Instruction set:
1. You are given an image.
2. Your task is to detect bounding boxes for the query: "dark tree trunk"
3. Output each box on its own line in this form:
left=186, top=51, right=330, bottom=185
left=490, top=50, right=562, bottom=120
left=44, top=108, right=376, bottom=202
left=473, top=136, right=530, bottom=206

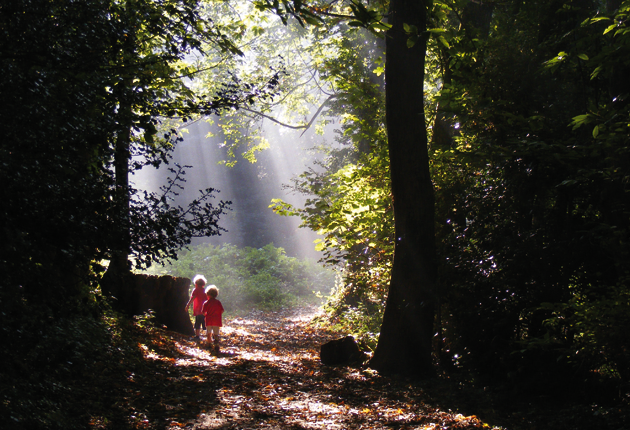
left=368, top=0, right=436, bottom=376
left=110, top=21, right=135, bottom=274
left=111, top=104, right=132, bottom=273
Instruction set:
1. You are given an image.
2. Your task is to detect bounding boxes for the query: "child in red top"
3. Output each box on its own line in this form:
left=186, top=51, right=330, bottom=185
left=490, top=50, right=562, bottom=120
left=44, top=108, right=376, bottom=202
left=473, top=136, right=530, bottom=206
left=184, top=274, right=208, bottom=340
left=202, top=285, right=224, bottom=355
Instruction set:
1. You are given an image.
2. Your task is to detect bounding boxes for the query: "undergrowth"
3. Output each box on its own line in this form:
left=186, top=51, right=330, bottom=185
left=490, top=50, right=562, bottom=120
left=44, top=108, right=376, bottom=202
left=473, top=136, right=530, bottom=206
left=0, top=297, right=151, bottom=430
left=141, top=242, right=336, bottom=311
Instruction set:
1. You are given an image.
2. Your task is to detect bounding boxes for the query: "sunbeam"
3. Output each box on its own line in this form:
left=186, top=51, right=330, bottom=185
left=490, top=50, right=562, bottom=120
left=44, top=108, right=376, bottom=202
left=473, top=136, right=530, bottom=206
left=134, top=113, right=333, bottom=260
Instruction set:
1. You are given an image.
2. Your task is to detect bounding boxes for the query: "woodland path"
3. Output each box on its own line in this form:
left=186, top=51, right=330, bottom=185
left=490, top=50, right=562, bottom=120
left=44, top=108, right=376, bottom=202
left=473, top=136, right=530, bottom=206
left=118, top=307, right=508, bottom=430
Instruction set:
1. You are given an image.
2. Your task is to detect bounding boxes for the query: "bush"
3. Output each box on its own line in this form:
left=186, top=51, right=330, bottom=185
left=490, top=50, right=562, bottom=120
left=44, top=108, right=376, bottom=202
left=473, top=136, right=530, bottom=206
left=141, top=243, right=336, bottom=311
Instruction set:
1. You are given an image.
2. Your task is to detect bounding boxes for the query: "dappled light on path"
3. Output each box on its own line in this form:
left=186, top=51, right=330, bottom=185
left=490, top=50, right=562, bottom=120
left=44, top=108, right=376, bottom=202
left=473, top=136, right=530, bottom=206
left=122, top=307, right=499, bottom=430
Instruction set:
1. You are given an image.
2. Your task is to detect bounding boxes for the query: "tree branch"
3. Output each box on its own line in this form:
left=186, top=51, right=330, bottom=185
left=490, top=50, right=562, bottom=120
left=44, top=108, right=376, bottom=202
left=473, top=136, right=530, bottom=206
left=239, top=93, right=338, bottom=135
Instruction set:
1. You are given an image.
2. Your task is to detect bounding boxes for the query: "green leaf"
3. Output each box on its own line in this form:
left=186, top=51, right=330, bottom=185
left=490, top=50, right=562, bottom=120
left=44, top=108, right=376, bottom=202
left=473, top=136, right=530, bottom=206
left=603, top=24, right=616, bottom=35
left=591, top=65, right=603, bottom=79
left=589, top=16, right=610, bottom=23
left=370, top=21, right=392, bottom=31
left=303, top=16, right=322, bottom=26
left=403, top=23, right=418, bottom=34
left=570, top=114, right=591, bottom=128
left=558, top=179, right=578, bottom=187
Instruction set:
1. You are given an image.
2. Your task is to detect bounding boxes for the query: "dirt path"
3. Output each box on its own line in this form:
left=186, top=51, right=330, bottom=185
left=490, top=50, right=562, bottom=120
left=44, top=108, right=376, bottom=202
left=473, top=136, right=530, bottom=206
left=122, top=308, right=500, bottom=430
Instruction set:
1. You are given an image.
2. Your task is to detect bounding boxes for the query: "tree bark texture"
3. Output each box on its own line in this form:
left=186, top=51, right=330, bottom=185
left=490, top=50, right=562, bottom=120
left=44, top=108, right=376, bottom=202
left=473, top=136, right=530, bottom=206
left=368, top=0, right=437, bottom=376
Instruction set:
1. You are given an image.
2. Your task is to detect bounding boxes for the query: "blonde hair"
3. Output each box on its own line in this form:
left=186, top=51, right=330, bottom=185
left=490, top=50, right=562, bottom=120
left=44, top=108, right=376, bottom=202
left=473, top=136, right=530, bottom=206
left=205, top=285, right=219, bottom=298
left=192, top=274, right=207, bottom=287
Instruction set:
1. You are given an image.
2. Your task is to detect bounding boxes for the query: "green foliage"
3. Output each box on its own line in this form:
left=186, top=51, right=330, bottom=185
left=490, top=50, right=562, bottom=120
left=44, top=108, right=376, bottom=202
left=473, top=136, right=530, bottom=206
left=267, top=25, right=392, bottom=337
left=317, top=287, right=383, bottom=350
left=143, top=243, right=335, bottom=310
left=0, top=0, right=287, bottom=315
left=187, top=2, right=315, bottom=165
left=0, top=293, right=145, bottom=429
left=535, top=277, right=630, bottom=378
left=129, top=163, right=232, bottom=269
left=4, top=0, right=628, bottom=406
left=183, top=1, right=393, bottom=337
left=133, top=310, right=159, bottom=332
left=1, top=0, right=119, bottom=307
left=426, top=0, right=630, bottom=387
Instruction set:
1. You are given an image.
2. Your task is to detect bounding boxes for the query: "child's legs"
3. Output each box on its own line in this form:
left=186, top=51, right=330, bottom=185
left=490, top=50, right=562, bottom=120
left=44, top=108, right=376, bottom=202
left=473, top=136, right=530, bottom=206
left=194, top=315, right=205, bottom=336
left=207, top=326, right=220, bottom=343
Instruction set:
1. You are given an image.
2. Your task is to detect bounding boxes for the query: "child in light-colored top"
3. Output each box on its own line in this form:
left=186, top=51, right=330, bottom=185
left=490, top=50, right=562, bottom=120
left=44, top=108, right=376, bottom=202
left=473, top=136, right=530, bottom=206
left=184, top=274, right=208, bottom=340
left=202, top=285, right=224, bottom=355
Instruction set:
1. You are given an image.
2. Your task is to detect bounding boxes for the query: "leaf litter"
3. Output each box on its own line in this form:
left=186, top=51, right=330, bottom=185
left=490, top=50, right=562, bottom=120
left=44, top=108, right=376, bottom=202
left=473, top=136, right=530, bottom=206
left=82, top=306, right=507, bottom=430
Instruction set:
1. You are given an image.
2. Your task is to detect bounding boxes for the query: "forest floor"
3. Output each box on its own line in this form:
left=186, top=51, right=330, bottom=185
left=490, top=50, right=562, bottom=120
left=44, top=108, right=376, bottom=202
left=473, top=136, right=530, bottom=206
left=84, top=307, right=626, bottom=430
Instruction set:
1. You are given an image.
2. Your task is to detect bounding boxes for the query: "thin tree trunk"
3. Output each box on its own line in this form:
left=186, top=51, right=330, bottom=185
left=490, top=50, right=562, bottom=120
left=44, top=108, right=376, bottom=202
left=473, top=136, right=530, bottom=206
left=111, top=21, right=135, bottom=274
left=112, top=101, right=132, bottom=272
left=368, top=0, right=436, bottom=376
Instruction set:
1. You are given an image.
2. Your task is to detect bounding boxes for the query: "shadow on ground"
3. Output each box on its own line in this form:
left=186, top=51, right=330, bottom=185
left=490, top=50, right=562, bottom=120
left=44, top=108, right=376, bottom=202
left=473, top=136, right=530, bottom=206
left=94, top=308, right=627, bottom=430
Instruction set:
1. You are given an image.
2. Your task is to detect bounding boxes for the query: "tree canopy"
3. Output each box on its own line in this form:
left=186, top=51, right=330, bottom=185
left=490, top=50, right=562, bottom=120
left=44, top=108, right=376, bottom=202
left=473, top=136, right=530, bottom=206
left=1, top=0, right=284, bottom=298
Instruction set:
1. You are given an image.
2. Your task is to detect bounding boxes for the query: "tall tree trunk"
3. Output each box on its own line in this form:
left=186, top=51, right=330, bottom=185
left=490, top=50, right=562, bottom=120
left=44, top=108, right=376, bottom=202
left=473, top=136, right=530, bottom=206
left=110, top=22, right=135, bottom=275
left=112, top=101, right=132, bottom=273
left=368, top=0, right=436, bottom=376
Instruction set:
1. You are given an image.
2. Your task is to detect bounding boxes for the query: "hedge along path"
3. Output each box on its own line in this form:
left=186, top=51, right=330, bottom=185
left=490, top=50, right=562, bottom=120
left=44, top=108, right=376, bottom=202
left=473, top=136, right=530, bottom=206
left=126, top=307, right=501, bottom=430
